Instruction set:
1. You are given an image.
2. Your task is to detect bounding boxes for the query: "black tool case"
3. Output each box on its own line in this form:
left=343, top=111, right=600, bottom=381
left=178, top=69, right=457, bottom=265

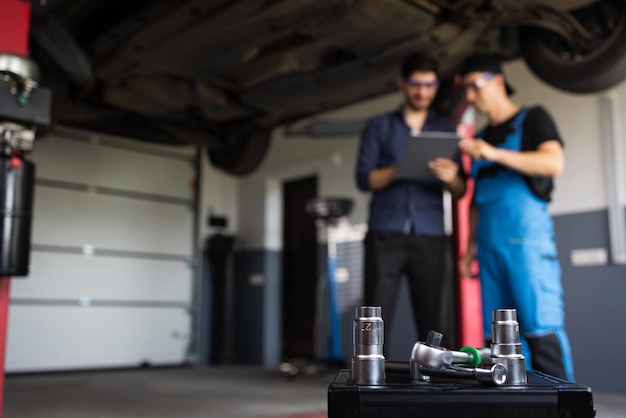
left=328, top=369, right=594, bottom=418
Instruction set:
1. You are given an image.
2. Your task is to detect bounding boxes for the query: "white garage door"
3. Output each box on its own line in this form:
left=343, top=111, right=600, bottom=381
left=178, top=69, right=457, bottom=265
left=6, top=127, right=197, bottom=372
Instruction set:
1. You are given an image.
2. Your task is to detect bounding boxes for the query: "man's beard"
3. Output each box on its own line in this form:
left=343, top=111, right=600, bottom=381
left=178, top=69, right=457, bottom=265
left=405, top=95, right=430, bottom=111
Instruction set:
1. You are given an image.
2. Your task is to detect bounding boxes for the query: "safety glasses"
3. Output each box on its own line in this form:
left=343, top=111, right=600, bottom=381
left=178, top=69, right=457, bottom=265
left=463, top=72, right=497, bottom=91
left=403, top=78, right=440, bottom=88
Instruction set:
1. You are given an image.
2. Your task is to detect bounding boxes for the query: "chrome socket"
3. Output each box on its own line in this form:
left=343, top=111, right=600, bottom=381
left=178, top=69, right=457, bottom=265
left=490, top=309, right=527, bottom=385
left=351, top=306, right=385, bottom=385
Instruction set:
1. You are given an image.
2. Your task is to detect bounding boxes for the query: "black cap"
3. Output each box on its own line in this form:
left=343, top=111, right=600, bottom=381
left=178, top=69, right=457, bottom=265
left=461, top=55, right=515, bottom=96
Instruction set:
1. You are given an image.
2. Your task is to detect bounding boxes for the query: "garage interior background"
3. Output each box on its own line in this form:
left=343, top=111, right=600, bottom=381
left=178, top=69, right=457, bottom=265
left=6, top=58, right=626, bottom=395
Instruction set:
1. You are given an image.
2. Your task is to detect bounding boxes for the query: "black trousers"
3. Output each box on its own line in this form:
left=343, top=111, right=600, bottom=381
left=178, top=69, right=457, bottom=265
left=363, top=232, right=457, bottom=349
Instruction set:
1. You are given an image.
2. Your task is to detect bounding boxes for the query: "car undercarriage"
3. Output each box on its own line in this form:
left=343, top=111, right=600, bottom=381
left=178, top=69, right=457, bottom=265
left=15, top=0, right=626, bottom=174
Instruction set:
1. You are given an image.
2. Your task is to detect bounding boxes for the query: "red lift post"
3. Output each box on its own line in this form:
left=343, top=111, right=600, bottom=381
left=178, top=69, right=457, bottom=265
left=455, top=120, right=484, bottom=348
left=0, top=0, right=34, bottom=415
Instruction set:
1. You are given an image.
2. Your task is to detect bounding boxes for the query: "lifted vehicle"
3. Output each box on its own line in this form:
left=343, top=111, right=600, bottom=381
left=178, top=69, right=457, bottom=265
left=22, top=0, right=626, bottom=175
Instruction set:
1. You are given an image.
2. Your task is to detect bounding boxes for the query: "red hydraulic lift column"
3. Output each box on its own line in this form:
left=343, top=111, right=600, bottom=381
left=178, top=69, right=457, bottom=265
left=455, top=114, right=484, bottom=348
left=0, top=0, right=30, bottom=55
left=0, top=277, right=8, bottom=417
left=0, top=0, right=32, bottom=416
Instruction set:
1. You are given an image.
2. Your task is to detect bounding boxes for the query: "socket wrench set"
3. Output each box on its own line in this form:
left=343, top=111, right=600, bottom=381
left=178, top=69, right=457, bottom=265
left=328, top=306, right=595, bottom=417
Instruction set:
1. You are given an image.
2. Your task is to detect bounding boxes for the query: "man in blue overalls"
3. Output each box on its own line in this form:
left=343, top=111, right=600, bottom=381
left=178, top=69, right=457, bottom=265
left=458, top=55, right=575, bottom=382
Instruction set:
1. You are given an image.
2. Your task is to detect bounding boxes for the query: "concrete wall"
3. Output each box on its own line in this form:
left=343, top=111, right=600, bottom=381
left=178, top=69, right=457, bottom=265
left=199, top=156, right=240, bottom=240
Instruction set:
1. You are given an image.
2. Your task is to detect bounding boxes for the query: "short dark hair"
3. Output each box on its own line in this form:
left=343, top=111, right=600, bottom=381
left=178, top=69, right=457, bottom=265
left=460, top=54, right=504, bottom=76
left=460, top=54, right=515, bottom=96
left=401, top=53, right=439, bottom=79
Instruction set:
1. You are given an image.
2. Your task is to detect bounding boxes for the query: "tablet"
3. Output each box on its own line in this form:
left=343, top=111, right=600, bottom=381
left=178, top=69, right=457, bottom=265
left=396, top=132, right=460, bottom=180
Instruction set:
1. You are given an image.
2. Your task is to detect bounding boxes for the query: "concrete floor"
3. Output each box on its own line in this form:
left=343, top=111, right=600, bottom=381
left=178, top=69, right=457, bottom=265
left=4, top=366, right=332, bottom=418
left=4, top=365, right=626, bottom=418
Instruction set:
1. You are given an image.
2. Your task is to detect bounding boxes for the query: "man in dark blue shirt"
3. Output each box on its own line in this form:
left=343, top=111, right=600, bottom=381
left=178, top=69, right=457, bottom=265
left=355, top=53, right=466, bottom=350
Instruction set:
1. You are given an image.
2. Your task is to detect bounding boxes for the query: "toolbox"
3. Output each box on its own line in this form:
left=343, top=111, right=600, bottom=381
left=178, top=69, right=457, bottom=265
left=328, top=368, right=595, bottom=418
left=331, top=306, right=595, bottom=418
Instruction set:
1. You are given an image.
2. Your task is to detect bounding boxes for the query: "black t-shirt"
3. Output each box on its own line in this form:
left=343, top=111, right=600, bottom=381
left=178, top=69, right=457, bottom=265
left=479, top=106, right=562, bottom=202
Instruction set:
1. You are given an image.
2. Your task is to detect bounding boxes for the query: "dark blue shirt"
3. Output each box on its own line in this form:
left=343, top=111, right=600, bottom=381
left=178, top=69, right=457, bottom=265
left=355, top=108, right=459, bottom=236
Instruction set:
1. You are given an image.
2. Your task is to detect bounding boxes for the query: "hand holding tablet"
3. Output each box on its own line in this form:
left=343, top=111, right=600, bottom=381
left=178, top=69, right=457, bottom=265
left=395, top=132, right=460, bottom=180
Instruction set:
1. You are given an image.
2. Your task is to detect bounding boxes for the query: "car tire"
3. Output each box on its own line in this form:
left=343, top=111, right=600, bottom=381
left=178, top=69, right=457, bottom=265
left=521, top=0, right=626, bottom=94
left=207, top=129, right=271, bottom=176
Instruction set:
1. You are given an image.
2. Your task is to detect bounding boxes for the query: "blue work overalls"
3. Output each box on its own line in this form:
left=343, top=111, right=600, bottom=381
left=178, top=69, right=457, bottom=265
left=473, top=107, right=575, bottom=381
